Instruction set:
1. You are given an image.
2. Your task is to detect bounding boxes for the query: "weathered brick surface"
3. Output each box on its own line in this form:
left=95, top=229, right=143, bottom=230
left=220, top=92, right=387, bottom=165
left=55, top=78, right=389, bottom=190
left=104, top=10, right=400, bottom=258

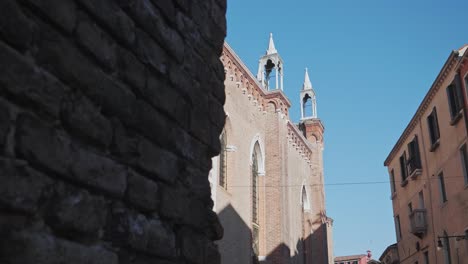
left=0, top=0, right=226, bottom=262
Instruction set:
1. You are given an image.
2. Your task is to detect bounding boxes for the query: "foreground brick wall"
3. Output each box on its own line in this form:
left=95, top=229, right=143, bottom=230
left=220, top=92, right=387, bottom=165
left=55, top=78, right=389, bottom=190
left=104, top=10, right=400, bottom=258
left=0, top=0, right=226, bottom=263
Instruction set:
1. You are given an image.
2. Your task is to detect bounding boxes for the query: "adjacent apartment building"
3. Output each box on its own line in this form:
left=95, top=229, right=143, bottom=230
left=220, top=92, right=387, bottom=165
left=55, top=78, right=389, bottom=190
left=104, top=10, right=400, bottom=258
left=384, top=45, right=468, bottom=264
left=209, top=35, right=334, bottom=264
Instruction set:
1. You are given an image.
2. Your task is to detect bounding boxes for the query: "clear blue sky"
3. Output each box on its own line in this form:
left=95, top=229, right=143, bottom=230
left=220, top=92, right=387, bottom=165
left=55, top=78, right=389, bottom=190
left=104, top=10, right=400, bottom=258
left=226, top=0, right=467, bottom=259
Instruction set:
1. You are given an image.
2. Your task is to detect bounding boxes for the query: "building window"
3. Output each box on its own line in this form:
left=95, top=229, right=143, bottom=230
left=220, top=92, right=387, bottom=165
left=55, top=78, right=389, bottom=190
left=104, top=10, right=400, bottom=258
left=301, top=185, right=310, bottom=211
left=442, top=231, right=452, bottom=264
left=251, top=145, right=260, bottom=259
left=390, top=169, right=396, bottom=194
left=465, top=74, right=468, bottom=101
left=400, top=152, right=408, bottom=185
left=438, top=172, right=447, bottom=203
left=423, top=251, right=429, bottom=264
left=427, top=107, right=440, bottom=150
left=408, top=202, right=413, bottom=214
left=460, top=144, right=468, bottom=186
left=395, top=215, right=402, bottom=240
left=252, top=150, right=259, bottom=223
left=218, top=131, right=227, bottom=189
left=407, top=136, right=422, bottom=175
left=446, top=77, right=463, bottom=122
left=353, top=261, right=358, bottom=264
left=418, top=191, right=425, bottom=209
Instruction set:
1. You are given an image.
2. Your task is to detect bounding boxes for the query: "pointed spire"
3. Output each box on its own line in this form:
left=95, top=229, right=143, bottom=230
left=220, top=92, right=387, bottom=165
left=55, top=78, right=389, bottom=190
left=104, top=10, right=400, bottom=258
left=266, top=33, right=277, bottom=55
left=303, top=68, right=313, bottom=90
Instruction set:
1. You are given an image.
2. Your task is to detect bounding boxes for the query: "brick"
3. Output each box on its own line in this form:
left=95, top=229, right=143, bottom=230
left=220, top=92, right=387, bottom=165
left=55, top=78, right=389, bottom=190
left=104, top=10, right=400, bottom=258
left=144, top=74, right=192, bottom=129
left=16, top=113, right=127, bottom=197
left=47, top=183, right=107, bottom=236
left=121, top=0, right=184, bottom=62
left=112, top=121, right=181, bottom=184
left=111, top=119, right=139, bottom=158
left=0, top=41, right=69, bottom=118
left=61, top=92, right=112, bottom=148
left=0, top=212, right=29, bottom=235
left=116, top=47, right=147, bottom=92
left=159, top=184, right=189, bottom=224
left=32, top=24, right=136, bottom=121
left=209, top=94, right=226, bottom=132
left=0, top=158, right=53, bottom=213
left=106, top=206, right=176, bottom=258
left=76, top=0, right=135, bottom=46
left=25, top=0, right=77, bottom=33
left=135, top=138, right=179, bottom=183
left=76, top=11, right=117, bottom=70
left=0, top=101, right=10, bottom=151
left=0, top=0, right=36, bottom=51
left=0, top=231, right=118, bottom=264
left=174, top=0, right=190, bottom=14
left=127, top=170, right=159, bottom=212
left=150, top=0, right=176, bottom=24
left=134, top=28, right=168, bottom=75
left=179, top=228, right=220, bottom=264
left=128, top=215, right=176, bottom=258
left=118, top=249, right=178, bottom=264
left=160, top=184, right=209, bottom=230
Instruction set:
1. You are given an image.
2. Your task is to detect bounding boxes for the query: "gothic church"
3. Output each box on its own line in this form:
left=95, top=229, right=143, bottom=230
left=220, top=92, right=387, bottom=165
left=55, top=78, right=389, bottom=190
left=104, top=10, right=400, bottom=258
left=209, top=34, right=334, bottom=264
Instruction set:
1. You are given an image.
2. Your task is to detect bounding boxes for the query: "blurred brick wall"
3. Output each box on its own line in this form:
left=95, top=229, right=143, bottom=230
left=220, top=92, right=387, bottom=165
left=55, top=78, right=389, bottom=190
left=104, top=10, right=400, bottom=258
left=0, top=0, right=226, bottom=263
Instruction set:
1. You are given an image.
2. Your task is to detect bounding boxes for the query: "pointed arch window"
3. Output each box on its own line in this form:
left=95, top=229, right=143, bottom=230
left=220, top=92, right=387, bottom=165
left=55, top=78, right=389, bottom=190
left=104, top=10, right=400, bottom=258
left=301, top=186, right=310, bottom=211
left=218, top=131, right=227, bottom=189
left=252, top=150, right=259, bottom=223
left=251, top=143, right=261, bottom=258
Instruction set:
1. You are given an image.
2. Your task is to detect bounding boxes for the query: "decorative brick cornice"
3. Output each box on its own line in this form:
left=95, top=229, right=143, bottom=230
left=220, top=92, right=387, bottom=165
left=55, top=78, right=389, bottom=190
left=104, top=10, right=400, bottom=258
left=222, top=42, right=316, bottom=165
left=222, top=42, right=290, bottom=116
left=384, top=50, right=463, bottom=166
left=287, top=121, right=315, bottom=163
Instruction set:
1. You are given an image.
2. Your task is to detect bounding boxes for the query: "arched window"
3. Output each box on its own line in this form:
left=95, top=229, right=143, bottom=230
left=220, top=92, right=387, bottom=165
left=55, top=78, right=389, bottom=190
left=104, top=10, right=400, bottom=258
left=301, top=186, right=310, bottom=211
left=218, top=131, right=227, bottom=189
left=252, top=142, right=261, bottom=258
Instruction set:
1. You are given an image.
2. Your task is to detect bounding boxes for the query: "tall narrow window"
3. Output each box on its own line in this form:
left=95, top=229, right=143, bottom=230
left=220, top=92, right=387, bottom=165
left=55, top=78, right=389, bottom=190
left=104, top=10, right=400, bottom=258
left=460, top=144, right=468, bottom=186
left=464, top=75, right=468, bottom=101
left=438, top=172, right=447, bottom=203
left=407, top=136, right=422, bottom=175
left=301, top=186, right=310, bottom=211
left=251, top=148, right=259, bottom=258
left=395, top=215, right=402, bottom=240
left=390, top=169, right=396, bottom=194
left=442, top=231, right=452, bottom=264
left=446, top=78, right=463, bottom=121
left=427, top=107, right=440, bottom=150
left=418, top=191, right=425, bottom=209
left=252, top=151, right=259, bottom=223
left=423, top=251, right=429, bottom=264
left=218, top=131, right=227, bottom=189
left=408, top=202, right=413, bottom=214
left=400, top=152, right=408, bottom=185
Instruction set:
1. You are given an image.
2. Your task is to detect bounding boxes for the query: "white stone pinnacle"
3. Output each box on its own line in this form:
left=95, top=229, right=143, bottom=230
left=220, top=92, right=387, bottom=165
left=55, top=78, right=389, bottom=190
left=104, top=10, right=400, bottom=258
left=303, top=67, right=313, bottom=90
left=266, top=33, right=277, bottom=55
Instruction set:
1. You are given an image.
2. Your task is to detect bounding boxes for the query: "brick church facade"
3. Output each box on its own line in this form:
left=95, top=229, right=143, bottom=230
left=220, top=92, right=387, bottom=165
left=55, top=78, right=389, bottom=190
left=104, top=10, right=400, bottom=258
left=209, top=35, right=334, bottom=264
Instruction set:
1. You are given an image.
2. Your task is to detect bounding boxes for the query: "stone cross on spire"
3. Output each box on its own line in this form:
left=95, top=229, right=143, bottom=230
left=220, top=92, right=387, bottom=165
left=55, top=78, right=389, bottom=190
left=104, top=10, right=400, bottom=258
left=303, top=67, right=313, bottom=90
left=266, top=33, right=277, bottom=55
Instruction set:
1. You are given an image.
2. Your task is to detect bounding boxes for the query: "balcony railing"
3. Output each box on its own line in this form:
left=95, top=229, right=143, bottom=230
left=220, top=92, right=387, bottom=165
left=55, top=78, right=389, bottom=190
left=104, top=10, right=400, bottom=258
left=407, top=158, right=422, bottom=178
left=410, top=209, right=427, bottom=237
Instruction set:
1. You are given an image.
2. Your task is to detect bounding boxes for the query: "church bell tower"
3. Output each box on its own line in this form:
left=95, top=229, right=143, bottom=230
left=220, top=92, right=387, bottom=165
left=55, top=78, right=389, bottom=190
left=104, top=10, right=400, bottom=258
left=299, top=68, right=324, bottom=144
left=257, top=33, right=284, bottom=91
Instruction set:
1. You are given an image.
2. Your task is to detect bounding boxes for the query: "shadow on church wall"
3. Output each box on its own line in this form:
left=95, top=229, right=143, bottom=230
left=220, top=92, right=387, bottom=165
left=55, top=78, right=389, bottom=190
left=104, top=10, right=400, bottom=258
left=216, top=204, right=330, bottom=264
